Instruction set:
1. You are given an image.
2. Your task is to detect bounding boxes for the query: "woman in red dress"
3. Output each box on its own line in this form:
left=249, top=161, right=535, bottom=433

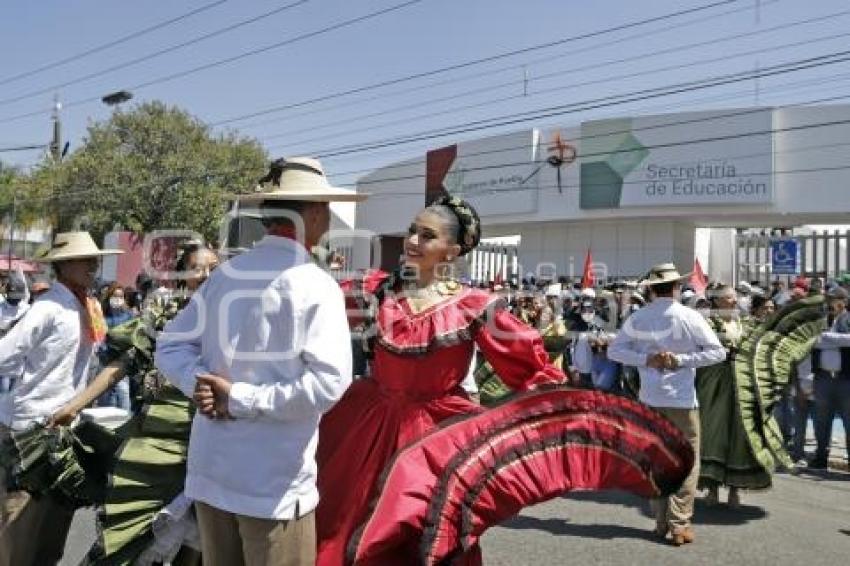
left=316, top=195, right=694, bottom=565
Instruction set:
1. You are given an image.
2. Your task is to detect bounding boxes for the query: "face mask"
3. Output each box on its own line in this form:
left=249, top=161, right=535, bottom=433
left=698, top=308, right=711, bottom=318
left=581, top=312, right=595, bottom=323
left=109, top=297, right=125, bottom=310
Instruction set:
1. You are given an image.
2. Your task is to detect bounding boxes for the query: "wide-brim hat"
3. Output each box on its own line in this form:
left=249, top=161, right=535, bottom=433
left=34, top=232, right=123, bottom=263
left=640, top=262, right=691, bottom=287
left=227, top=157, right=367, bottom=203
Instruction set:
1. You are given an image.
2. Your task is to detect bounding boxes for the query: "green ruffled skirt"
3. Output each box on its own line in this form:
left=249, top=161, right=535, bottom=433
left=697, top=362, right=771, bottom=489
left=87, top=384, right=194, bottom=565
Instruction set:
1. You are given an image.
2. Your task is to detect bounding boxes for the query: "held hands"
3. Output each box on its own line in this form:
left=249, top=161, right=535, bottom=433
left=47, top=405, right=79, bottom=428
left=194, top=373, right=233, bottom=420
left=646, top=352, right=680, bottom=371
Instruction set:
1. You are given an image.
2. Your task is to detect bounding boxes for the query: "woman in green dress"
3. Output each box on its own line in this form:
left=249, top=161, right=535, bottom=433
left=696, top=284, right=769, bottom=508
left=50, top=242, right=218, bottom=565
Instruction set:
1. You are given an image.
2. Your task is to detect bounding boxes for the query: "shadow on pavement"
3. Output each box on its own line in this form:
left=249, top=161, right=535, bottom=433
left=501, top=516, right=656, bottom=542
left=692, top=501, right=768, bottom=525
left=791, top=468, right=850, bottom=482
left=562, top=490, right=646, bottom=512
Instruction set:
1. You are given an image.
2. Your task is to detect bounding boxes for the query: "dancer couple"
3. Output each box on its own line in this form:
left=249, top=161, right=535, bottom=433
left=155, top=157, right=694, bottom=565
left=1, top=158, right=694, bottom=566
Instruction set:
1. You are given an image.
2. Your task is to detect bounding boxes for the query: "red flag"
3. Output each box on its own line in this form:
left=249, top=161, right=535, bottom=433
left=492, top=272, right=504, bottom=288
left=581, top=249, right=595, bottom=289
left=690, top=258, right=708, bottom=295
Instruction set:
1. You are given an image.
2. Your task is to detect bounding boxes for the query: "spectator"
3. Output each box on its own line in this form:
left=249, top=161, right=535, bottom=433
left=749, top=295, right=775, bottom=322
left=808, top=287, right=850, bottom=469
left=102, top=283, right=135, bottom=328
left=0, top=270, right=30, bottom=338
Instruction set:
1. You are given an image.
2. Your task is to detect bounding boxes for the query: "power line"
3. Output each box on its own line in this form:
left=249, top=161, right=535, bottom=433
left=0, top=1, right=310, bottom=108
left=0, top=0, right=425, bottom=125
left=9, top=91, right=850, bottom=209
left=232, top=0, right=776, bottom=134
left=269, top=28, right=850, bottom=149
left=303, top=49, right=850, bottom=158
left=0, top=144, right=46, bottom=153
left=0, top=0, right=424, bottom=124
left=317, top=71, right=850, bottom=177
left=0, top=0, right=229, bottom=88
left=209, top=0, right=738, bottom=127
left=345, top=113, right=850, bottom=192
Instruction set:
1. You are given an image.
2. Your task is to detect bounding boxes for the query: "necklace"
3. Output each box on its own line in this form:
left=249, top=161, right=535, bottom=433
left=404, top=278, right=461, bottom=313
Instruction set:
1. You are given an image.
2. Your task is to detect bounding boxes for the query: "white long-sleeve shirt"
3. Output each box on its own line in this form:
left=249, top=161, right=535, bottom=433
left=814, top=311, right=850, bottom=372
left=608, top=297, right=725, bottom=409
left=155, top=235, right=352, bottom=520
left=0, top=282, right=92, bottom=429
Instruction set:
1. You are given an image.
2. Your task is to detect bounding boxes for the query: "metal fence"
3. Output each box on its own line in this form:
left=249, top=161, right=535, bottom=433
left=467, top=243, right=519, bottom=284
left=736, top=230, right=850, bottom=286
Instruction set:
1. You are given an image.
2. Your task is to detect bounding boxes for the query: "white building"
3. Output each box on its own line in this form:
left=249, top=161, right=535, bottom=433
left=350, top=104, right=850, bottom=285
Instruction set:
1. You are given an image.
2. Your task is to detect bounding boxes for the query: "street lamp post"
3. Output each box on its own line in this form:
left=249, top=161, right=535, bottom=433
left=101, top=90, right=133, bottom=107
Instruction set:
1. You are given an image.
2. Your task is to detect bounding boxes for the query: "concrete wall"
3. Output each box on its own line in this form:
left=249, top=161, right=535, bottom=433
left=497, top=220, right=695, bottom=280
left=350, top=104, right=850, bottom=276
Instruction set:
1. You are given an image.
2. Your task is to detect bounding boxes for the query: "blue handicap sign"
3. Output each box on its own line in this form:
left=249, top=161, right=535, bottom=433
left=771, top=239, right=799, bottom=275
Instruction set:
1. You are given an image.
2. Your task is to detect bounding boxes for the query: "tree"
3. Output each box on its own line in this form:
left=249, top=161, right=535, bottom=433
left=36, top=101, right=267, bottom=243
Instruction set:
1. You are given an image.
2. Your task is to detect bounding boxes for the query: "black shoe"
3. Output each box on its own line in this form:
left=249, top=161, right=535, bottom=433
left=807, top=457, right=828, bottom=469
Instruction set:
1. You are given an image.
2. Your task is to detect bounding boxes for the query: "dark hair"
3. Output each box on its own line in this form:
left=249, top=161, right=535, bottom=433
left=101, top=282, right=125, bottom=315
left=174, top=241, right=216, bottom=287
left=259, top=199, right=307, bottom=228
left=425, top=195, right=481, bottom=256
left=750, top=294, right=773, bottom=313
left=174, top=241, right=204, bottom=273
left=651, top=281, right=679, bottom=297
left=124, top=286, right=140, bottom=309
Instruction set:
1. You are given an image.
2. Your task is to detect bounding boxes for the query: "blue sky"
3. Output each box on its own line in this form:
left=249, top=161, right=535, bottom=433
left=2, top=0, right=850, bottom=186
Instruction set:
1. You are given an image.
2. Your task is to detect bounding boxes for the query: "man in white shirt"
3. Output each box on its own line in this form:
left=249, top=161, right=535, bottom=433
left=809, top=286, right=850, bottom=469
left=156, top=157, right=363, bottom=566
left=608, top=263, right=725, bottom=547
left=0, top=232, right=121, bottom=566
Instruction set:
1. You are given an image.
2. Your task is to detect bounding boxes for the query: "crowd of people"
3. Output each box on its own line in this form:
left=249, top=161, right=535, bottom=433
left=0, top=156, right=841, bottom=565
left=468, top=270, right=849, bottom=476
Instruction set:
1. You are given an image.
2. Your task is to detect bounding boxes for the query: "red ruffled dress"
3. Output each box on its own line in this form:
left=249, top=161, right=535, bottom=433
left=317, top=272, right=693, bottom=566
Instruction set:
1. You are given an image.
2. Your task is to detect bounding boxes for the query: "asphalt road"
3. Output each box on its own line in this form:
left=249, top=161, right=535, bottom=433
left=481, top=470, right=850, bottom=565
left=62, top=469, right=849, bottom=565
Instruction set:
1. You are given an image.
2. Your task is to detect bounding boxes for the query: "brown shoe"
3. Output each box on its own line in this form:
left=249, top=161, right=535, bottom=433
left=671, top=527, right=695, bottom=546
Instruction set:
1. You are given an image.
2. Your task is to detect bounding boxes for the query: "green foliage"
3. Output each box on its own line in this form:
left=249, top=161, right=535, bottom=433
left=31, top=101, right=267, bottom=243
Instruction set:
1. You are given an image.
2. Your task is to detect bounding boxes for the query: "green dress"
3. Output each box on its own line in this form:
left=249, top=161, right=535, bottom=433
left=0, top=294, right=197, bottom=565
left=697, top=316, right=771, bottom=489
left=475, top=319, right=568, bottom=406
left=87, top=294, right=197, bottom=565
left=696, top=297, right=827, bottom=490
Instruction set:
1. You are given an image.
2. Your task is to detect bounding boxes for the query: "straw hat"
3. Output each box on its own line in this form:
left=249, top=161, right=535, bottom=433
left=639, top=262, right=691, bottom=287
left=228, top=157, right=367, bottom=203
left=34, top=232, right=123, bottom=263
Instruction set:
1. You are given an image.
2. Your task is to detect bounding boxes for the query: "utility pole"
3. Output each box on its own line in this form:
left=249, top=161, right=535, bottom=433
left=49, top=94, right=62, bottom=161
left=6, top=190, right=16, bottom=272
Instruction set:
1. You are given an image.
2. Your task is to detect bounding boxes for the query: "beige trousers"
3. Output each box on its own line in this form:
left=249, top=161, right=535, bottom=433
left=0, top=426, right=75, bottom=566
left=651, top=407, right=700, bottom=532
left=195, top=501, right=316, bottom=566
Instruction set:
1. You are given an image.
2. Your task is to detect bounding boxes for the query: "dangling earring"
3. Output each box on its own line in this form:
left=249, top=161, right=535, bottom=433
left=435, top=260, right=455, bottom=281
